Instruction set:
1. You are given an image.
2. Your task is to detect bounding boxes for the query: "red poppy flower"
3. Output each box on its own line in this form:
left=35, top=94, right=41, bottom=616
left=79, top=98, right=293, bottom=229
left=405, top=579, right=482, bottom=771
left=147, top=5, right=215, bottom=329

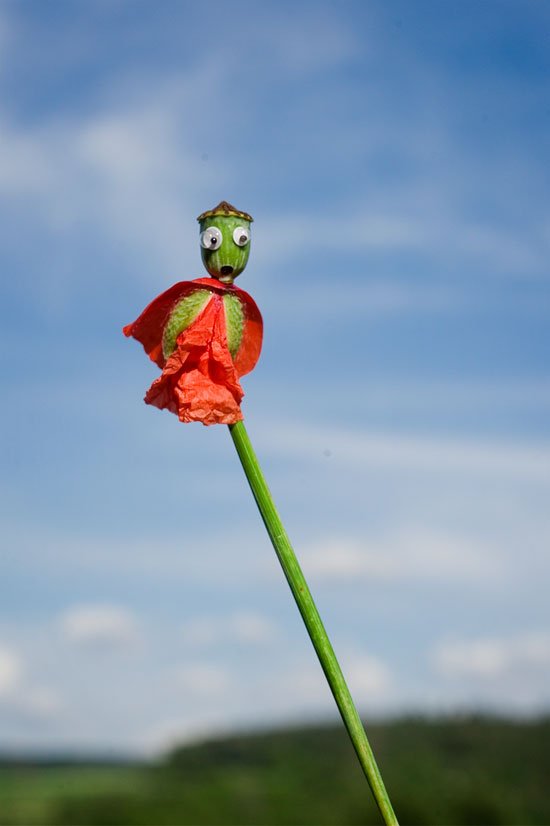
left=123, top=277, right=263, bottom=426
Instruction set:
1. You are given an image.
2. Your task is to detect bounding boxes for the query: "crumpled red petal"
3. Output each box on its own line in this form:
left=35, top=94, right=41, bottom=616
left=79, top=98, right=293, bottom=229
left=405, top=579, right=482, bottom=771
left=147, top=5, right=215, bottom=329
left=122, top=281, right=204, bottom=369
left=144, top=294, right=244, bottom=425
left=123, top=278, right=263, bottom=426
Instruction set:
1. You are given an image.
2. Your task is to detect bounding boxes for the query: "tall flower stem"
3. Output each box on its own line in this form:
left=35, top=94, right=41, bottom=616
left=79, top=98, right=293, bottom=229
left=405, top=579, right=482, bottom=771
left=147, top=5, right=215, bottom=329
left=228, top=420, right=398, bottom=826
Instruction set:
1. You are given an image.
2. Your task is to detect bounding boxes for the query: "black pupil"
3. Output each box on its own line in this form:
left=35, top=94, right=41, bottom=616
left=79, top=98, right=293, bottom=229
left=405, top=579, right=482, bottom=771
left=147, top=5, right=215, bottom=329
left=239, top=235, right=247, bottom=244
left=210, top=236, right=217, bottom=246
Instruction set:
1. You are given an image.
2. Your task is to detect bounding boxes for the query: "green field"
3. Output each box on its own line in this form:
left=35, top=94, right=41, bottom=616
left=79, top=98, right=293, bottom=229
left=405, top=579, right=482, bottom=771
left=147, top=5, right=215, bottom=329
left=0, top=716, right=548, bottom=825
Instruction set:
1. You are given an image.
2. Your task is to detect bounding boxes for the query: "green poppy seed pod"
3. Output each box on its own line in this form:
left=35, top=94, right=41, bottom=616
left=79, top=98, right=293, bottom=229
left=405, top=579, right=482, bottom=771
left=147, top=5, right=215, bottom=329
left=197, top=200, right=253, bottom=283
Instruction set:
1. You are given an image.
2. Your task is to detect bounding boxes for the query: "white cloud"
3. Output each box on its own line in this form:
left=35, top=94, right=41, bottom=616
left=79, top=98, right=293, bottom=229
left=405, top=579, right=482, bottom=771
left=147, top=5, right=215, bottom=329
left=182, top=612, right=278, bottom=648
left=345, top=652, right=391, bottom=700
left=70, top=104, right=217, bottom=262
left=266, top=9, right=357, bottom=73
left=0, top=645, right=21, bottom=697
left=0, top=644, right=60, bottom=721
left=252, top=650, right=392, bottom=719
left=0, top=120, right=54, bottom=195
left=10, top=687, right=61, bottom=721
left=138, top=713, right=233, bottom=756
left=139, top=651, right=391, bottom=755
left=260, top=420, right=550, bottom=482
left=0, top=60, right=232, bottom=284
left=258, top=273, right=461, bottom=317
left=434, top=632, right=550, bottom=680
left=25, top=687, right=60, bottom=717
left=300, top=530, right=497, bottom=585
left=176, top=662, right=232, bottom=698
left=353, top=377, right=550, bottom=413
left=253, top=214, right=423, bottom=268
left=253, top=205, right=549, bottom=279
left=428, top=632, right=550, bottom=712
left=0, top=5, right=12, bottom=69
left=60, top=604, right=139, bottom=648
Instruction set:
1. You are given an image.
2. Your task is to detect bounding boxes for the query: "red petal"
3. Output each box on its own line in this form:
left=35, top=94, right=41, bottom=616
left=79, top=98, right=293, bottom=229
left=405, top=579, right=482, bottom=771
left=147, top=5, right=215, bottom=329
left=230, top=286, right=263, bottom=377
left=123, top=280, right=217, bottom=368
left=144, top=295, right=244, bottom=426
left=124, top=278, right=263, bottom=425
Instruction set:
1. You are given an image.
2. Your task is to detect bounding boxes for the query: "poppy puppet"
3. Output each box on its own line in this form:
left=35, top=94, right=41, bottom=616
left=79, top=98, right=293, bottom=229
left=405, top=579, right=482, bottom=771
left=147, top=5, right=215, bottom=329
left=123, top=201, right=262, bottom=425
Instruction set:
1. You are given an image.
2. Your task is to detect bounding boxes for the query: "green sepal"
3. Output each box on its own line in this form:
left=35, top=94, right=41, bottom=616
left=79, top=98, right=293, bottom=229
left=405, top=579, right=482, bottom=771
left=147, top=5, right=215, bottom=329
left=162, top=290, right=211, bottom=359
left=223, top=293, right=245, bottom=358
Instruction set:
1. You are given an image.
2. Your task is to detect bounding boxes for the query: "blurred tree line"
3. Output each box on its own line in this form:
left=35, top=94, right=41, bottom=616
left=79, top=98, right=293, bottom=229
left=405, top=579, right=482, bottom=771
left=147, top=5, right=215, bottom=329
left=0, top=716, right=548, bottom=825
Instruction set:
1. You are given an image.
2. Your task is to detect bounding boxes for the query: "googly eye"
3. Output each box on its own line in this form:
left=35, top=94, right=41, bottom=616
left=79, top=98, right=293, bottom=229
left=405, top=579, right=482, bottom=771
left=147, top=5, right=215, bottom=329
left=233, top=226, right=250, bottom=247
left=200, top=227, right=223, bottom=250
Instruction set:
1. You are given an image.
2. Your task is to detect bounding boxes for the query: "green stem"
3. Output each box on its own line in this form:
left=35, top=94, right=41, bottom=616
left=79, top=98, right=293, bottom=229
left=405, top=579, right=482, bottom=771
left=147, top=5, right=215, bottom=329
left=228, top=420, right=398, bottom=826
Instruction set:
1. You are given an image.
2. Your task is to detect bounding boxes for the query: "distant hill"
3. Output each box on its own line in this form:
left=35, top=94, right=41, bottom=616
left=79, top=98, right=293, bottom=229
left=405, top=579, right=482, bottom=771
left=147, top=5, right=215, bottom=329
left=1, top=716, right=549, bottom=825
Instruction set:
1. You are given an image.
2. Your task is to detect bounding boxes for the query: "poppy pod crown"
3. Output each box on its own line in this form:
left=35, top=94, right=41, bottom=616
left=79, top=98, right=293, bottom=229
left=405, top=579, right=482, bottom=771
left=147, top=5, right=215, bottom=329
left=196, top=201, right=254, bottom=223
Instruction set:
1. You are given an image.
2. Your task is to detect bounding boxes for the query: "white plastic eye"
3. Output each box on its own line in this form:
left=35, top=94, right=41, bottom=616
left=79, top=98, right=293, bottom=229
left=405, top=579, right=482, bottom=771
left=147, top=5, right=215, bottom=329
left=200, top=227, right=223, bottom=250
left=233, top=226, right=250, bottom=247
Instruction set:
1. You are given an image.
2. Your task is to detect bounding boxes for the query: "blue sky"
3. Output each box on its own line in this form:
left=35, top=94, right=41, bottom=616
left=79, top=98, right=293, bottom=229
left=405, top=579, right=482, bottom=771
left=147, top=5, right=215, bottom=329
left=1, top=0, right=549, bottom=753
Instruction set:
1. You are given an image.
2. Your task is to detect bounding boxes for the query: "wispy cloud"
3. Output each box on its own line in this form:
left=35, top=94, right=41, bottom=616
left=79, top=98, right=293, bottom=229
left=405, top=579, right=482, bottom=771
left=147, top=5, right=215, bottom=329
left=175, top=662, right=233, bottom=699
left=0, top=643, right=60, bottom=721
left=0, top=5, right=359, bottom=293
left=300, top=530, right=499, bottom=585
left=182, top=612, right=279, bottom=648
left=434, top=632, right=550, bottom=680
left=246, top=4, right=358, bottom=73
left=0, top=0, right=546, bottom=327
left=431, top=632, right=550, bottom=711
left=254, top=208, right=549, bottom=279
left=259, top=420, right=550, bottom=481
left=0, top=645, right=20, bottom=697
left=257, top=273, right=463, bottom=317
left=0, top=98, right=221, bottom=281
left=343, top=651, right=392, bottom=701
left=60, top=604, right=140, bottom=648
